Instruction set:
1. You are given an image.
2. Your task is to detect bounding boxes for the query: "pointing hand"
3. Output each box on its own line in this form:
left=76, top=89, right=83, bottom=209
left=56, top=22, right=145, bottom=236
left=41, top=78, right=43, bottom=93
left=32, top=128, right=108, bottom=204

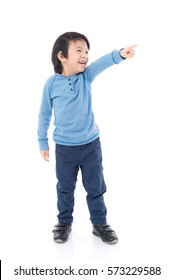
left=120, top=45, right=138, bottom=59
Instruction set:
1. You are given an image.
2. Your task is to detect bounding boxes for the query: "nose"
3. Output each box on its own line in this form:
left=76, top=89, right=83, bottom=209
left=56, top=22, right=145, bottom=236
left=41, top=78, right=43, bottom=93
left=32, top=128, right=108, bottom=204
left=82, top=51, right=88, bottom=59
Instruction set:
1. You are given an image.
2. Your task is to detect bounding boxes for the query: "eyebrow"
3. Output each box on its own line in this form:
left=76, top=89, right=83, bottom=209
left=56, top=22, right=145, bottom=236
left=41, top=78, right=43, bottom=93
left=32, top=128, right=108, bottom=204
left=74, top=46, right=89, bottom=50
left=74, top=46, right=84, bottom=49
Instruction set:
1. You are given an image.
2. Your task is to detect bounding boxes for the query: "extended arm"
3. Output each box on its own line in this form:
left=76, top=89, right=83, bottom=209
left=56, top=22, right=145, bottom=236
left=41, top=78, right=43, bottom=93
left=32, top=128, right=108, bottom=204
left=85, top=46, right=137, bottom=82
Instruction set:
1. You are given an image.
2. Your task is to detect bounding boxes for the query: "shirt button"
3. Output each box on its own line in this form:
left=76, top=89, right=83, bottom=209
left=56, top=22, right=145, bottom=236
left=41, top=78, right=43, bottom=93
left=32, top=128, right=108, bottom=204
left=70, top=88, right=73, bottom=91
left=69, top=83, right=71, bottom=86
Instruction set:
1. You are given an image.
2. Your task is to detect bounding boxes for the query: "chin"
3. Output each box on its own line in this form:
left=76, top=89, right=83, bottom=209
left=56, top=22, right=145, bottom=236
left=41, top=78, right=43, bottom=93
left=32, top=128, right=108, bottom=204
left=80, top=67, right=86, bottom=72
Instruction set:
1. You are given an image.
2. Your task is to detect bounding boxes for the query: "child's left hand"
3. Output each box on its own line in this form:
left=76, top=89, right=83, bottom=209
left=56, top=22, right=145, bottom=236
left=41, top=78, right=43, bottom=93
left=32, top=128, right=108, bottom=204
left=120, top=45, right=138, bottom=59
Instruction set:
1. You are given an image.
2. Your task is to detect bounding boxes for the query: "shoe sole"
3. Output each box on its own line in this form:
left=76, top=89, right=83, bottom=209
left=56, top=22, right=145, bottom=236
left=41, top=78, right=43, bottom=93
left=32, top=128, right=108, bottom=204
left=92, top=230, right=118, bottom=244
left=53, top=238, right=68, bottom=243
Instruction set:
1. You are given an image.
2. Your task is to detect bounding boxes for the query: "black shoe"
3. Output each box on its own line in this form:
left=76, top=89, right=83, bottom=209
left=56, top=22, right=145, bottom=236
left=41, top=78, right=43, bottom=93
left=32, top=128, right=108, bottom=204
left=92, top=223, right=118, bottom=244
left=52, top=223, right=72, bottom=243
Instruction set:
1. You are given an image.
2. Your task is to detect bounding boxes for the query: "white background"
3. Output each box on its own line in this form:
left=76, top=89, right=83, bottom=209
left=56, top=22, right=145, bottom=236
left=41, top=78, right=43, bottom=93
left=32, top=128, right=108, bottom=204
left=0, top=0, right=174, bottom=279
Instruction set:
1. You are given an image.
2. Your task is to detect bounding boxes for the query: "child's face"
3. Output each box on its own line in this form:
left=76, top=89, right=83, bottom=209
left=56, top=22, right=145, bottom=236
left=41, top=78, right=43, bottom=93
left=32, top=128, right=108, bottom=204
left=61, top=39, right=89, bottom=76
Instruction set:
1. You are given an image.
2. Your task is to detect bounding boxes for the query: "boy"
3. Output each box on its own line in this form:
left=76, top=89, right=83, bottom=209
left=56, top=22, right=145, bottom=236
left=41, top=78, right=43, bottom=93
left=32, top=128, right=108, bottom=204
left=38, top=31, right=137, bottom=244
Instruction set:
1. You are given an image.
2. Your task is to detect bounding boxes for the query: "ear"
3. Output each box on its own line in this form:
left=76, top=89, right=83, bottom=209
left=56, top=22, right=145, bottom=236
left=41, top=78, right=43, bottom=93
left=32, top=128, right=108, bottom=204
left=57, top=51, right=67, bottom=62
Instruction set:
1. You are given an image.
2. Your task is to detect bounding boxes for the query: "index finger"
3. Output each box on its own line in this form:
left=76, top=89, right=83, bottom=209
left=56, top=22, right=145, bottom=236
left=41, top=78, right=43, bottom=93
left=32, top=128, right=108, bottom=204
left=129, top=44, right=138, bottom=49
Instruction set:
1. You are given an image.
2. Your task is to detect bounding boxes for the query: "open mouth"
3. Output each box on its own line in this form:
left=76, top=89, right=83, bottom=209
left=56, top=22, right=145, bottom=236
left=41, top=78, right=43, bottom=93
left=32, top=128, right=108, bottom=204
left=79, top=61, right=86, bottom=66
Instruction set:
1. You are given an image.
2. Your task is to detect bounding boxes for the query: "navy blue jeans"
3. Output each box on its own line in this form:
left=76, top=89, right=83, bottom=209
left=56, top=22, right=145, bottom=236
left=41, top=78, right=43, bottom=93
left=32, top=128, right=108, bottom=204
left=55, top=138, right=107, bottom=225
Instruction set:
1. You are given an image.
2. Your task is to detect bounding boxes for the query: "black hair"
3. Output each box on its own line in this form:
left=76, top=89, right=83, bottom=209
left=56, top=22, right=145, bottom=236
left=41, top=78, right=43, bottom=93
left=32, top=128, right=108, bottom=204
left=51, top=31, right=90, bottom=74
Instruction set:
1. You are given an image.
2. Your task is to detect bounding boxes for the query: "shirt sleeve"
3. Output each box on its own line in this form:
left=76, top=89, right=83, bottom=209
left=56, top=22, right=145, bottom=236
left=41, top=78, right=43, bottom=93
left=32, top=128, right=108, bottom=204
left=84, top=50, right=124, bottom=82
left=37, top=80, right=52, bottom=150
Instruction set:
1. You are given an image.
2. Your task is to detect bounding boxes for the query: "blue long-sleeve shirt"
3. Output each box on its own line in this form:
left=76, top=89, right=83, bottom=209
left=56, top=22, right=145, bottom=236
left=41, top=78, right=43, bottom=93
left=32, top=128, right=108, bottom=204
left=37, top=50, right=124, bottom=150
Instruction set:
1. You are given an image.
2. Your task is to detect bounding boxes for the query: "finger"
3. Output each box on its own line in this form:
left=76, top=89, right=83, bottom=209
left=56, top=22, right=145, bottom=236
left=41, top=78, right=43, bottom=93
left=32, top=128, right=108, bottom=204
left=129, top=44, right=138, bottom=49
left=43, top=155, right=49, bottom=161
left=126, top=45, right=138, bottom=52
left=44, top=157, right=49, bottom=162
left=40, top=150, right=49, bottom=161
